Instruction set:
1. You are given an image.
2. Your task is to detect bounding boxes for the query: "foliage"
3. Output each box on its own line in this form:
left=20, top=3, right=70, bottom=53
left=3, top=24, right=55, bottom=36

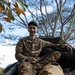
left=0, top=23, right=2, bottom=32
left=24, top=0, right=75, bottom=41
left=0, top=0, right=75, bottom=42
left=0, top=0, right=28, bottom=32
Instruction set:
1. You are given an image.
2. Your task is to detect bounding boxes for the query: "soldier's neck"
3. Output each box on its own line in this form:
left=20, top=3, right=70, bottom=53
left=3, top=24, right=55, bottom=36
left=28, top=35, right=36, bottom=40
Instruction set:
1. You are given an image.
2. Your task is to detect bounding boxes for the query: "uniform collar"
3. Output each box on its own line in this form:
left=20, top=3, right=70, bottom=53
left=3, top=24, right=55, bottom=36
left=25, top=36, right=38, bottom=44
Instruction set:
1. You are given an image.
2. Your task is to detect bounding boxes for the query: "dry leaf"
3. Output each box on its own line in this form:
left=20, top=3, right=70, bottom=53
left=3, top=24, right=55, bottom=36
left=13, top=8, right=25, bottom=15
left=3, top=17, right=11, bottom=22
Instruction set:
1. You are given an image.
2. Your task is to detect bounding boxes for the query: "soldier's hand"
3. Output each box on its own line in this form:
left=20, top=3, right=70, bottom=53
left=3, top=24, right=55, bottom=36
left=65, top=45, right=73, bottom=53
left=26, top=57, right=35, bottom=62
left=60, top=44, right=73, bottom=53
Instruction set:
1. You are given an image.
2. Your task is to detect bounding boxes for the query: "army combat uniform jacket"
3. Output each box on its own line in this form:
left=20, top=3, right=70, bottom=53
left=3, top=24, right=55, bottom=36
left=15, top=37, right=61, bottom=75
left=15, top=37, right=54, bottom=62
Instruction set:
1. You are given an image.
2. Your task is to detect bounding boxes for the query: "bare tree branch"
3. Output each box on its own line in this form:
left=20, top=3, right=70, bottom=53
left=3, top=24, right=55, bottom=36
left=63, top=4, right=75, bottom=25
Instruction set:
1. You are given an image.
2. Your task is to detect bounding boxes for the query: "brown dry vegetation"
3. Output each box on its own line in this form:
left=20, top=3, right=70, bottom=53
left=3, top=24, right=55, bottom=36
left=0, top=67, right=4, bottom=74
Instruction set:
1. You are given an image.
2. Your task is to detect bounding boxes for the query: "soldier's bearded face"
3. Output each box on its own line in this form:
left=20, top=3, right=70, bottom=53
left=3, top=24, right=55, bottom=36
left=28, top=25, right=38, bottom=36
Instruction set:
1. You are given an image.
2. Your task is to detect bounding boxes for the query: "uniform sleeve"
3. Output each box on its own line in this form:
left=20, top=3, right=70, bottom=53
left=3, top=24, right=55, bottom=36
left=40, top=39, right=56, bottom=48
left=15, top=38, right=28, bottom=62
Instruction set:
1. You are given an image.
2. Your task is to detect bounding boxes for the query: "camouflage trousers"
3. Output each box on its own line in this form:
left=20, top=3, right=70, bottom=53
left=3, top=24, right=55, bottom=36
left=18, top=51, right=61, bottom=75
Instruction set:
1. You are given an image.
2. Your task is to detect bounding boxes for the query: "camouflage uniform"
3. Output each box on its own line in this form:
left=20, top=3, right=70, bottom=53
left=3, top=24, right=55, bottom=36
left=15, top=37, right=60, bottom=75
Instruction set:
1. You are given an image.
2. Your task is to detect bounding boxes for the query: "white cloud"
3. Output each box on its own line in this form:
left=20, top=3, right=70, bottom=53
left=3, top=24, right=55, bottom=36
left=25, top=6, right=53, bottom=17
left=41, top=6, right=53, bottom=14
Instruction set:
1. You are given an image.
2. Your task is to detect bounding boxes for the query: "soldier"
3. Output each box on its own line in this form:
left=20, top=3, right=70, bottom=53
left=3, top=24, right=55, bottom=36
left=15, top=21, right=72, bottom=75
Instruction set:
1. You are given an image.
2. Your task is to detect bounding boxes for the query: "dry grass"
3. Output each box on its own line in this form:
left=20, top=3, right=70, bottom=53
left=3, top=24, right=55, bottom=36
left=0, top=67, right=4, bottom=74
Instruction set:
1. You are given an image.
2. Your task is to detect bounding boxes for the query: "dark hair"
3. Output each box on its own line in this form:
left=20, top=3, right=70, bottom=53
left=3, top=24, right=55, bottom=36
left=28, top=21, right=38, bottom=27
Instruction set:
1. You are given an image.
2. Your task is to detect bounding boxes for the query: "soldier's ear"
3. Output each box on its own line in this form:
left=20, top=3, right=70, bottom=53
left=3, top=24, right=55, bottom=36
left=36, top=28, right=38, bottom=32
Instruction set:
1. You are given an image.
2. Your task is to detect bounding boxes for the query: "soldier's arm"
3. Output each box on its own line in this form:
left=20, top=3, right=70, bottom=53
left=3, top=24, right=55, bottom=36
left=15, top=39, right=28, bottom=62
left=40, top=39, right=56, bottom=48
left=42, top=39, right=72, bottom=53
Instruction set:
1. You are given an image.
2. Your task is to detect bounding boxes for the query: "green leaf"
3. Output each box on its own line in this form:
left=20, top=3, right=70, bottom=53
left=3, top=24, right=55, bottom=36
left=1, top=1, right=10, bottom=9
left=7, top=9, right=12, bottom=20
left=11, top=16, right=15, bottom=21
left=13, top=2, right=18, bottom=8
left=0, top=24, right=2, bottom=32
left=16, top=1, right=25, bottom=11
left=16, top=11, right=21, bottom=16
left=23, top=4, right=28, bottom=8
left=20, top=0, right=28, bottom=8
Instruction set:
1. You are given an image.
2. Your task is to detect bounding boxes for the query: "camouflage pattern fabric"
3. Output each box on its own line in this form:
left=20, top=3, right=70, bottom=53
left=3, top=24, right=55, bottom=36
left=18, top=62, right=33, bottom=75
left=15, top=37, right=54, bottom=62
left=15, top=37, right=61, bottom=75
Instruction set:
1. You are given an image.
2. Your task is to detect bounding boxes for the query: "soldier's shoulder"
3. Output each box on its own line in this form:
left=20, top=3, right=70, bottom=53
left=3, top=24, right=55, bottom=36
left=19, top=36, right=28, bottom=41
left=37, top=37, right=44, bottom=41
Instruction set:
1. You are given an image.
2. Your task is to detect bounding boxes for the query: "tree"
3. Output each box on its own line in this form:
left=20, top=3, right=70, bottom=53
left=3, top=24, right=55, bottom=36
left=0, top=0, right=75, bottom=42
left=24, top=0, right=75, bottom=41
left=0, top=0, right=28, bottom=31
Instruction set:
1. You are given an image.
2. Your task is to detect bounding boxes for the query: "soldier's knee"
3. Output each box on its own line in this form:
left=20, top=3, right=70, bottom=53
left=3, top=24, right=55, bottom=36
left=18, top=62, right=32, bottom=75
left=51, top=51, right=61, bottom=61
